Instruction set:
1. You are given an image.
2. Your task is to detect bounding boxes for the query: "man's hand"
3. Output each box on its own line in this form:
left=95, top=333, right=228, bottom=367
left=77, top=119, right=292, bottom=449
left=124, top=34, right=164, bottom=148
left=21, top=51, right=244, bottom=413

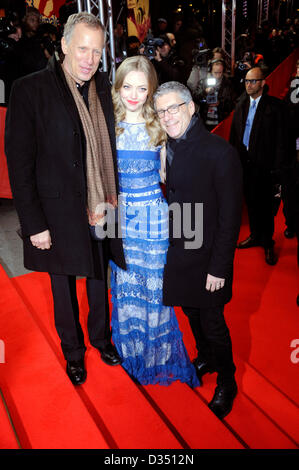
left=30, top=230, right=52, bottom=250
left=154, top=48, right=162, bottom=62
left=206, top=274, right=225, bottom=292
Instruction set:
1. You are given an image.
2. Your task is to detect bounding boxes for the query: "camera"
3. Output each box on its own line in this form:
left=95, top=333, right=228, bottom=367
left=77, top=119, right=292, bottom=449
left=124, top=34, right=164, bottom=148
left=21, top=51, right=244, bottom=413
left=236, top=60, right=251, bottom=72
left=192, top=48, right=210, bottom=68
left=206, top=77, right=216, bottom=87
left=0, top=17, right=16, bottom=39
left=140, top=36, right=164, bottom=60
left=36, top=24, right=60, bottom=57
left=39, top=36, right=59, bottom=56
left=205, top=77, right=218, bottom=104
left=236, top=52, right=253, bottom=73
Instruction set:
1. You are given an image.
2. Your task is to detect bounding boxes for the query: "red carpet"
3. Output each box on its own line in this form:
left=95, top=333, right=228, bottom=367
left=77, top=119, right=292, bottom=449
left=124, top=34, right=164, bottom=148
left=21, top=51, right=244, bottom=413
left=0, top=206, right=298, bottom=449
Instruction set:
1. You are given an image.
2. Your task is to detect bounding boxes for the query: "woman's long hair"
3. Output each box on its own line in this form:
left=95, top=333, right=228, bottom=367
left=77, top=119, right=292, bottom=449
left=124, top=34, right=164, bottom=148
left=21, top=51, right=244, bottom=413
left=112, top=55, right=166, bottom=147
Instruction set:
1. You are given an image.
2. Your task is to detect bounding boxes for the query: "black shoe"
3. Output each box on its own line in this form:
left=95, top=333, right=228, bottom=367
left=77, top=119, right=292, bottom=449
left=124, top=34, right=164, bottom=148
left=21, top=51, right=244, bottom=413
left=237, top=236, right=261, bottom=249
left=192, top=358, right=215, bottom=384
left=284, top=228, right=295, bottom=239
left=265, top=247, right=278, bottom=265
left=208, top=383, right=238, bottom=419
left=98, top=343, right=122, bottom=366
left=66, top=359, right=87, bottom=386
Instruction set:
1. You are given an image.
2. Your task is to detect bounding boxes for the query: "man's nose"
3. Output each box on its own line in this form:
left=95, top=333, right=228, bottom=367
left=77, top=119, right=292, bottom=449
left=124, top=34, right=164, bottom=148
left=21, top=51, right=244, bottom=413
left=163, top=110, right=171, bottom=121
left=86, top=51, right=94, bottom=64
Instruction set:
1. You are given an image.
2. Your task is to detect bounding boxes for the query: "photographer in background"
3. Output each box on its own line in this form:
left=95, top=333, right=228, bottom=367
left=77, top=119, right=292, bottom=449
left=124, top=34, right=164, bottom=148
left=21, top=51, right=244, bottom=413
left=0, top=14, right=22, bottom=104
left=152, top=34, right=185, bottom=84
left=16, top=7, right=47, bottom=77
left=35, top=23, right=61, bottom=60
left=194, top=59, right=236, bottom=131
left=233, top=51, right=266, bottom=97
left=187, top=46, right=226, bottom=95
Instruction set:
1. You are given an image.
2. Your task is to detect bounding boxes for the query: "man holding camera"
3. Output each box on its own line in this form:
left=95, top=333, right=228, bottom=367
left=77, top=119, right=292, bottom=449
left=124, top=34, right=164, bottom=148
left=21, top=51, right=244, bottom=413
left=153, top=34, right=185, bottom=84
left=194, top=59, right=236, bottom=131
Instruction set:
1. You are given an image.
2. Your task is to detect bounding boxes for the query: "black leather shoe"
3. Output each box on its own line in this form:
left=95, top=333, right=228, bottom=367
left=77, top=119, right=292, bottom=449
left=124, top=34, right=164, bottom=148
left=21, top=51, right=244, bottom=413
left=98, top=344, right=122, bottom=366
left=208, top=383, right=238, bottom=419
left=66, top=359, right=87, bottom=386
left=265, top=247, right=278, bottom=265
left=192, top=358, right=215, bottom=384
left=284, top=228, right=295, bottom=239
left=237, top=236, right=261, bottom=249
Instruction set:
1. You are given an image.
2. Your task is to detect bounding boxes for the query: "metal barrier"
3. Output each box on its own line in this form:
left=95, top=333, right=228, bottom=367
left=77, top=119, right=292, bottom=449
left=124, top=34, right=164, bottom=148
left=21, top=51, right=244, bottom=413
left=76, top=0, right=116, bottom=82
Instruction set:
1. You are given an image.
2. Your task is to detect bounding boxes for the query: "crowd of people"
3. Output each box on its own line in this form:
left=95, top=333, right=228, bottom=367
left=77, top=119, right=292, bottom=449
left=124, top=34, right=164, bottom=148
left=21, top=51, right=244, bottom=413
left=2, top=6, right=299, bottom=423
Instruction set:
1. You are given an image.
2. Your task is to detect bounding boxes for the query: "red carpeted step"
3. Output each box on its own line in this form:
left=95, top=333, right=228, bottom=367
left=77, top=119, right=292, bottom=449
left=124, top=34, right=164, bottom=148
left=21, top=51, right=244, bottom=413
left=175, top=306, right=298, bottom=448
left=228, top=232, right=299, bottom=406
left=79, top=349, right=183, bottom=449
left=9, top=272, right=243, bottom=449
left=142, top=382, right=244, bottom=449
left=0, top=265, right=111, bottom=449
left=7, top=202, right=299, bottom=450
left=0, top=389, right=20, bottom=449
left=10, top=272, right=184, bottom=449
left=193, top=361, right=298, bottom=449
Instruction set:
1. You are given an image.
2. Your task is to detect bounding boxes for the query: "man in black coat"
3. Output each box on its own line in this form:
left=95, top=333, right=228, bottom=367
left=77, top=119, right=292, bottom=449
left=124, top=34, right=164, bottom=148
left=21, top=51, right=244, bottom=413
left=5, top=12, right=126, bottom=385
left=152, top=34, right=185, bottom=84
left=154, top=82, right=243, bottom=419
left=229, top=67, right=288, bottom=265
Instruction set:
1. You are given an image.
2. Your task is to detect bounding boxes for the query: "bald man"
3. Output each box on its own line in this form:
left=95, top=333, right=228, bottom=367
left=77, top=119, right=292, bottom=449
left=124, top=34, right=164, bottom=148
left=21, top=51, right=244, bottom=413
left=230, top=67, right=288, bottom=265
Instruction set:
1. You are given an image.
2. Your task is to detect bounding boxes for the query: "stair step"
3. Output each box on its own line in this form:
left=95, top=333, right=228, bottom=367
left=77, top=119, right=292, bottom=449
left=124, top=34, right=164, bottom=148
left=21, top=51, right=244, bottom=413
left=10, top=272, right=183, bottom=449
left=9, top=273, right=244, bottom=449
left=143, top=382, right=244, bottom=449
left=81, top=350, right=183, bottom=449
left=9, top=270, right=299, bottom=450
left=0, top=266, right=110, bottom=449
left=196, top=362, right=298, bottom=449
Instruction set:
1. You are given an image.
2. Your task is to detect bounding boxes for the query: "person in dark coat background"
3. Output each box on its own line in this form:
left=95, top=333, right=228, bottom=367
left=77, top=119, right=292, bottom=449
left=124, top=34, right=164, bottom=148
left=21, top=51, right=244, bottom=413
left=5, top=12, right=126, bottom=386
left=193, top=58, right=236, bottom=131
left=230, top=67, right=288, bottom=266
left=154, top=81, right=243, bottom=420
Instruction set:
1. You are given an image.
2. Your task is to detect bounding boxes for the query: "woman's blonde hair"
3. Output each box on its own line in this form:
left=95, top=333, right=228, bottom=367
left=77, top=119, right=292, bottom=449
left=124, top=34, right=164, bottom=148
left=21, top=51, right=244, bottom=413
left=112, top=56, right=166, bottom=147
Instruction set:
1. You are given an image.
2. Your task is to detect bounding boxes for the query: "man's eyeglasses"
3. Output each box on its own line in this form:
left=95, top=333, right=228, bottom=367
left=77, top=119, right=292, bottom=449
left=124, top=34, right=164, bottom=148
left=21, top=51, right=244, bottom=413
left=245, top=79, right=263, bottom=85
left=156, top=102, right=186, bottom=118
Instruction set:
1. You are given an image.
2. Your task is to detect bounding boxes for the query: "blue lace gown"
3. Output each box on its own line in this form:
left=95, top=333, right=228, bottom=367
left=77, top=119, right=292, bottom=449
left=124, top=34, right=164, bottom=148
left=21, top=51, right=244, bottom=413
left=110, top=121, right=199, bottom=387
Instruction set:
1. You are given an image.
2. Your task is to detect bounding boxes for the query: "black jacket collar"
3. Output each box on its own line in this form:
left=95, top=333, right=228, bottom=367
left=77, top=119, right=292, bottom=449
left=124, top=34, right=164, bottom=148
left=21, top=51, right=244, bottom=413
left=166, top=114, right=206, bottom=165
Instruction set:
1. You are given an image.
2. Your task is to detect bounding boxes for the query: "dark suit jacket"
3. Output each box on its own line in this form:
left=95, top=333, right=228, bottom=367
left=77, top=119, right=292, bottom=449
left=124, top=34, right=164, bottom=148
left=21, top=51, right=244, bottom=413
left=5, top=56, right=126, bottom=277
left=229, top=88, right=288, bottom=178
left=163, top=115, right=243, bottom=308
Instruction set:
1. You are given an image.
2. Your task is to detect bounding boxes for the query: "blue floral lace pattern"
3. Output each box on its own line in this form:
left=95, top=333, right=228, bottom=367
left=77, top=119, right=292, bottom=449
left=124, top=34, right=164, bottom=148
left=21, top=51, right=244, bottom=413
left=110, top=122, right=199, bottom=387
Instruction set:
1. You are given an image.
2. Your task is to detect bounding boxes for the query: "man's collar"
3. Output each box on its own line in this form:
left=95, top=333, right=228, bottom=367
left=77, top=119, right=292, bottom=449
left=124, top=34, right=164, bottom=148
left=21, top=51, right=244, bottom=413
left=249, top=94, right=262, bottom=106
left=76, top=81, right=90, bottom=91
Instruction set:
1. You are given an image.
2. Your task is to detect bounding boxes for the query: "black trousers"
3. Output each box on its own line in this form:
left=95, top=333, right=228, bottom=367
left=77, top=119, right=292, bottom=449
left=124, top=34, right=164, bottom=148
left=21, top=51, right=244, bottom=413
left=243, top=163, right=275, bottom=248
left=49, top=237, right=111, bottom=361
left=182, top=305, right=236, bottom=387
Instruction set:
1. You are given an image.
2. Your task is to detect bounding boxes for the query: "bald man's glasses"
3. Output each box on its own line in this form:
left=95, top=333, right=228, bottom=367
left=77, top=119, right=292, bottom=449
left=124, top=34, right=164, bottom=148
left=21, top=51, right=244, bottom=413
left=245, top=79, right=263, bottom=85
